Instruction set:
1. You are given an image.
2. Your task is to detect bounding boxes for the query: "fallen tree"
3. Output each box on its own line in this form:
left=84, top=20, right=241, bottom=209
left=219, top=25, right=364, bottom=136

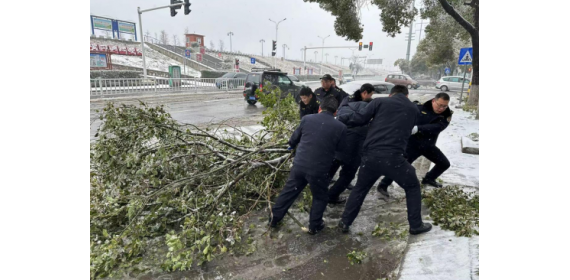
left=90, top=85, right=299, bottom=279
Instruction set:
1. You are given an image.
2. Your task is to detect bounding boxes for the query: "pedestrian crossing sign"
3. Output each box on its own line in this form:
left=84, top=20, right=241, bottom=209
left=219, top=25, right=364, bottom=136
left=458, top=47, right=473, bottom=65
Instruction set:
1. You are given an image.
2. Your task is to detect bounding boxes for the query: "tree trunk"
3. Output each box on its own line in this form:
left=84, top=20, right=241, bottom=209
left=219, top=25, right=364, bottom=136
left=467, top=0, right=479, bottom=106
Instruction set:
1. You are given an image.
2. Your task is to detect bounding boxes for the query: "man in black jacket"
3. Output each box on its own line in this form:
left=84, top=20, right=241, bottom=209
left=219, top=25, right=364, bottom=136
left=313, top=74, right=345, bottom=106
left=377, top=92, right=452, bottom=196
left=270, top=96, right=347, bottom=235
left=328, top=83, right=375, bottom=204
left=336, top=85, right=432, bottom=235
left=299, top=87, right=319, bottom=119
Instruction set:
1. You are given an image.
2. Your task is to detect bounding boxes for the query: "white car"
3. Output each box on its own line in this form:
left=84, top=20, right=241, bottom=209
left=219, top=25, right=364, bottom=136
left=340, top=80, right=395, bottom=96
left=287, top=75, right=307, bottom=88
left=436, top=76, right=470, bottom=91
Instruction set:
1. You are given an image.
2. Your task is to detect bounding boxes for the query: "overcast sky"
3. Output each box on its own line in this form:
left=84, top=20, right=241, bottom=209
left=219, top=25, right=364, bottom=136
left=90, top=0, right=426, bottom=69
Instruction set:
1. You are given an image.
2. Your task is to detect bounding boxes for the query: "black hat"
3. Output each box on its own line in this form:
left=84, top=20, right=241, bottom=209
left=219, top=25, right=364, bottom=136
left=319, top=74, right=334, bottom=81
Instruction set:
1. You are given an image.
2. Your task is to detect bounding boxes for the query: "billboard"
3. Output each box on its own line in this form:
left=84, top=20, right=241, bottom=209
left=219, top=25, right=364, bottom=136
left=118, top=21, right=136, bottom=34
left=90, top=53, right=108, bottom=68
left=366, top=58, right=383, bottom=65
left=91, top=15, right=137, bottom=41
left=92, top=17, right=112, bottom=31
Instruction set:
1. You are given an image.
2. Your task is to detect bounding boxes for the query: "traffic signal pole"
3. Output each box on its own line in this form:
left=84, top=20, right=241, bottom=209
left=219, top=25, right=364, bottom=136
left=137, top=1, right=189, bottom=78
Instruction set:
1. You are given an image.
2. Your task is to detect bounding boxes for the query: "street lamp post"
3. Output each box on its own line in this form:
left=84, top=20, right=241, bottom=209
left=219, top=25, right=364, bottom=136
left=325, top=53, right=329, bottom=63
left=282, top=44, right=289, bottom=59
left=335, top=55, right=338, bottom=65
left=259, top=39, right=265, bottom=56
left=314, top=51, right=318, bottom=67
left=227, top=32, right=234, bottom=52
left=269, top=18, right=286, bottom=68
left=317, top=35, right=330, bottom=74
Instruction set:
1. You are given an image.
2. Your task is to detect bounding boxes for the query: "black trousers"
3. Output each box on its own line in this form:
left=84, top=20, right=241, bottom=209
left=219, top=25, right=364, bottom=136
left=328, top=157, right=360, bottom=200
left=379, top=145, right=450, bottom=188
left=341, top=154, right=423, bottom=229
left=271, top=165, right=330, bottom=230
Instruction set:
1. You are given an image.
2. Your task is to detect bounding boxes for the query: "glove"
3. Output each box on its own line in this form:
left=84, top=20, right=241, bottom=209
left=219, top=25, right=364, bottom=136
left=411, top=126, right=418, bottom=135
left=287, top=146, right=293, bottom=151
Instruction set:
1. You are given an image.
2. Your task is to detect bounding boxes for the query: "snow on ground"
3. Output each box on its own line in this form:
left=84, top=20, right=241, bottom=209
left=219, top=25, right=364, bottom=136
left=435, top=106, right=479, bottom=188
left=92, top=38, right=201, bottom=77
left=399, top=102, right=479, bottom=280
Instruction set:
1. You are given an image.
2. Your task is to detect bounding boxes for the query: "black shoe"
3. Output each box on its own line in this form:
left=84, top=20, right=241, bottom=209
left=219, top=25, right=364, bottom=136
left=337, top=220, right=350, bottom=234
left=328, top=196, right=347, bottom=205
left=409, top=223, right=432, bottom=235
left=308, top=222, right=325, bottom=235
left=377, top=185, right=390, bottom=198
left=421, top=178, right=443, bottom=188
left=346, top=184, right=355, bottom=190
left=267, top=213, right=279, bottom=228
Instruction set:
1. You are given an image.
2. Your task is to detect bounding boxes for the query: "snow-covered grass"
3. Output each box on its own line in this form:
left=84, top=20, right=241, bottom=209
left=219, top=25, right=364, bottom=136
left=91, top=38, right=201, bottom=77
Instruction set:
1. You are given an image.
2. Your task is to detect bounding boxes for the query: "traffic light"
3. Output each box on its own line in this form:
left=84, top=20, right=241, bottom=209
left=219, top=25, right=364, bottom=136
left=272, top=40, right=277, bottom=56
left=369, top=42, right=373, bottom=51
left=170, top=0, right=182, bottom=17
left=359, top=42, right=363, bottom=51
left=235, top=59, right=239, bottom=66
left=184, top=0, right=191, bottom=15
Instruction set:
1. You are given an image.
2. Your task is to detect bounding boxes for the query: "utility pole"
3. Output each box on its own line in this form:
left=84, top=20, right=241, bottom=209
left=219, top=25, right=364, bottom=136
left=282, top=44, right=289, bottom=59
left=259, top=39, right=265, bottom=56
left=269, top=18, right=286, bottom=68
left=227, top=32, right=234, bottom=52
left=405, top=0, right=415, bottom=62
left=317, top=35, right=330, bottom=74
left=415, top=20, right=425, bottom=42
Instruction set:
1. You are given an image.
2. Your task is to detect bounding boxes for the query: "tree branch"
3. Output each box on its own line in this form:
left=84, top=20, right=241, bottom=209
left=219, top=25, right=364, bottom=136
left=438, top=0, right=477, bottom=36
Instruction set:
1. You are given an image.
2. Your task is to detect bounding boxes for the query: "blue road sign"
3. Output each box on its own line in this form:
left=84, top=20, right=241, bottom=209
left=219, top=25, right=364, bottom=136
left=444, top=67, right=451, bottom=75
left=185, top=49, right=191, bottom=57
left=458, top=47, right=473, bottom=65
left=250, top=58, right=256, bottom=64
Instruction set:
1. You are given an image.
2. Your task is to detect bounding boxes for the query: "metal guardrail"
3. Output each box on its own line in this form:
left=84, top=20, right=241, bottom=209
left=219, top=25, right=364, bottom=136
left=90, top=78, right=246, bottom=97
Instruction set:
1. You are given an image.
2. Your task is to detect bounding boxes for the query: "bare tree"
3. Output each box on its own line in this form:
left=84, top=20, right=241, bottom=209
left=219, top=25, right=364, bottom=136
left=210, top=40, right=215, bottom=50
left=154, top=32, right=159, bottom=44
left=219, top=40, right=225, bottom=52
left=184, top=26, right=189, bottom=35
left=144, top=30, right=151, bottom=41
left=172, top=34, right=178, bottom=47
left=160, top=30, right=169, bottom=45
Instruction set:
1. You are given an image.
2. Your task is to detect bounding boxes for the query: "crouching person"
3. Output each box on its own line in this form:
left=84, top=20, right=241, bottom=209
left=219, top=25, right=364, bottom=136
left=270, top=96, right=347, bottom=235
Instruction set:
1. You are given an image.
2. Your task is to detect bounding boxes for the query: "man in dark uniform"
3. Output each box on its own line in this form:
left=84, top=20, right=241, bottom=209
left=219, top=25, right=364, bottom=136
left=336, top=85, right=432, bottom=235
left=313, top=74, right=345, bottom=106
left=298, top=87, right=319, bottom=119
left=270, top=96, right=347, bottom=235
left=331, top=78, right=349, bottom=100
left=377, top=92, right=453, bottom=197
left=328, top=83, right=375, bottom=204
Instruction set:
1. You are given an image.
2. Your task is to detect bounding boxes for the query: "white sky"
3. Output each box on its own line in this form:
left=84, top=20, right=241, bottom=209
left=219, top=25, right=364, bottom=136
left=90, top=0, right=426, bottom=68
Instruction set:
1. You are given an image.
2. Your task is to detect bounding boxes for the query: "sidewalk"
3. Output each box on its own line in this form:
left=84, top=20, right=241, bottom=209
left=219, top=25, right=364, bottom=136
left=398, top=104, right=480, bottom=280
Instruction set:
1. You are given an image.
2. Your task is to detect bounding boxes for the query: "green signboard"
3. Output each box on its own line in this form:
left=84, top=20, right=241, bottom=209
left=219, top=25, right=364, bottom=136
left=93, top=17, right=112, bottom=31
left=118, top=22, right=135, bottom=34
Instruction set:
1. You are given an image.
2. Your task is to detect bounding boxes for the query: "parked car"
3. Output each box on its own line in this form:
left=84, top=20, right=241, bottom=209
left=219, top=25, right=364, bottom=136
left=215, top=72, right=247, bottom=89
left=287, top=75, right=307, bottom=88
left=340, top=80, right=395, bottom=96
left=435, top=76, right=470, bottom=91
left=243, top=69, right=302, bottom=105
left=340, top=74, right=354, bottom=85
left=385, top=74, right=419, bottom=89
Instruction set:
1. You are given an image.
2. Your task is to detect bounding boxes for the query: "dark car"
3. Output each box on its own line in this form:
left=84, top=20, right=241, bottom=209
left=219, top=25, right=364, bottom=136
left=243, top=68, right=302, bottom=105
left=215, top=72, right=247, bottom=89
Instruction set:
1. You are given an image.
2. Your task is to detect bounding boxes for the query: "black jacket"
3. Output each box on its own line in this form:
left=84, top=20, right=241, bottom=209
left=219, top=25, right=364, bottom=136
left=410, top=99, right=453, bottom=147
left=288, top=111, right=347, bottom=176
left=299, top=97, right=320, bottom=119
left=334, top=97, right=370, bottom=163
left=337, top=93, right=418, bottom=156
left=313, top=86, right=346, bottom=107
